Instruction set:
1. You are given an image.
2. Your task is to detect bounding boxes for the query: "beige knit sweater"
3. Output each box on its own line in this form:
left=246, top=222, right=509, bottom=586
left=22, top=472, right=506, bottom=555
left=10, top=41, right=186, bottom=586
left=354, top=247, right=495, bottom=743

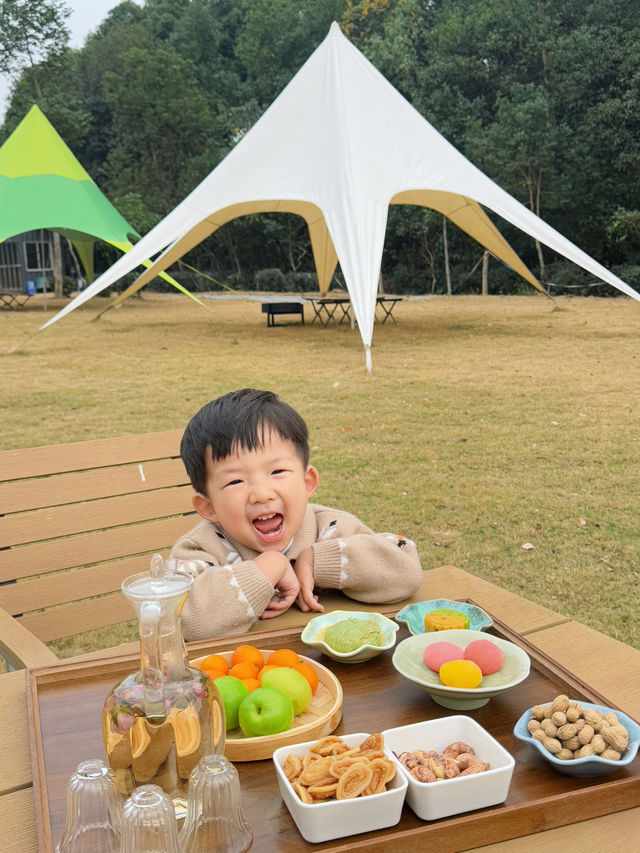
left=170, top=503, right=423, bottom=641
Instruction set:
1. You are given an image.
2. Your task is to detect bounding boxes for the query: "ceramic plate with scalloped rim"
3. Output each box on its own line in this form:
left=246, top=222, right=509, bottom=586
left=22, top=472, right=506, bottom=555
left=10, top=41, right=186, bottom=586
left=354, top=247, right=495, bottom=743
left=395, top=599, right=493, bottom=636
left=301, top=611, right=399, bottom=662
left=392, top=630, right=530, bottom=710
left=514, top=701, right=640, bottom=777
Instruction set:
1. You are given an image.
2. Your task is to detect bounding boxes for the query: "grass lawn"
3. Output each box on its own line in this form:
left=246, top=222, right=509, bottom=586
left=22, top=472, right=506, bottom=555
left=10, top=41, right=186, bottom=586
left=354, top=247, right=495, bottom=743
left=2, top=291, right=639, bottom=653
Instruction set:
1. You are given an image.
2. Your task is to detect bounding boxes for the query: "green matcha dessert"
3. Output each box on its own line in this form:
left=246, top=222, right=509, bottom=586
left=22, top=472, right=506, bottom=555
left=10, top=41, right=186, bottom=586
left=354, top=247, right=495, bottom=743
left=323, top=618, right=383, bottom=653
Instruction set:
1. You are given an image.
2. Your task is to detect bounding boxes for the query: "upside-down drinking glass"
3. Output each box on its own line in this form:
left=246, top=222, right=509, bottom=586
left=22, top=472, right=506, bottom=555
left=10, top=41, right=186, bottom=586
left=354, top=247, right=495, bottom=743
left=56, top=759, right=122, bottom=853
left=119, top=785, right=181, bottom=853
left=179, top=754, right=253, bottom=853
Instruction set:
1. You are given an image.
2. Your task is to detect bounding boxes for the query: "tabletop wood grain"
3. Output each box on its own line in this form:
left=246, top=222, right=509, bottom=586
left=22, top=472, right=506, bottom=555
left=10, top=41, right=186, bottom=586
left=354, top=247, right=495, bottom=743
left=2, top=566, right=638, bottom=852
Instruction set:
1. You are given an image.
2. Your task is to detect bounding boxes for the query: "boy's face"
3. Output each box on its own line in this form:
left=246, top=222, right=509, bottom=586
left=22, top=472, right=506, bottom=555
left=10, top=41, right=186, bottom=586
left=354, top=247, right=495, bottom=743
left=192, top=431, right=318, bottom=552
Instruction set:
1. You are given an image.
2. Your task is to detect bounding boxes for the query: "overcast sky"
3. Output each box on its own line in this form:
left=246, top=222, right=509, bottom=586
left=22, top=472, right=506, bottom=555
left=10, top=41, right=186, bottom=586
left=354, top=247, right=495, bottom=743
left=1, top=0, right=139, bottom=122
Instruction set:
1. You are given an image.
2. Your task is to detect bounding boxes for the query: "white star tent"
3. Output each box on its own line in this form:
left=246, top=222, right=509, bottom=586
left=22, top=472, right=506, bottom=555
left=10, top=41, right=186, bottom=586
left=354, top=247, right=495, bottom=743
left=39, top=22, right=639, bottom=370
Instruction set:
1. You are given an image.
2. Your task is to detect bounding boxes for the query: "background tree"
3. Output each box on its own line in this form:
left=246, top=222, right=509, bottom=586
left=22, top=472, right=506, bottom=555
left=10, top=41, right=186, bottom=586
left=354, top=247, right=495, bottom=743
left=0, top=0, right=70, bottom=96
left=0, top=0, right=72, bottom=296
left=1, top=0, right=639, bottom=295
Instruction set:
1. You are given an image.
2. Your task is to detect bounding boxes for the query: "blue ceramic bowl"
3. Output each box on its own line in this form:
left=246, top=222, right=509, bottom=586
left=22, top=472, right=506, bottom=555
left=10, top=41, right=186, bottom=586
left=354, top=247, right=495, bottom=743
left=514, top=701, right=640, bottom=777
left=395, top=599, right=493, bottom=636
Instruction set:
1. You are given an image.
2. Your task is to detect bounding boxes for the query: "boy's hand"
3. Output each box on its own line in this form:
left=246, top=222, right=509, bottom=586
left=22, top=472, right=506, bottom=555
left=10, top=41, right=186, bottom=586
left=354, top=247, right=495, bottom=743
left=293, top=547, right=324, bottom=613
left=260, top=563, right=300, bottom=619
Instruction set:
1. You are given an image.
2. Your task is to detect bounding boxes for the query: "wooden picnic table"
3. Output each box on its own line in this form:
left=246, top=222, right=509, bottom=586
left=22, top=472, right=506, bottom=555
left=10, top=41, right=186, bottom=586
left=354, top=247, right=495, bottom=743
left=2, top=565, right=639, bottom=852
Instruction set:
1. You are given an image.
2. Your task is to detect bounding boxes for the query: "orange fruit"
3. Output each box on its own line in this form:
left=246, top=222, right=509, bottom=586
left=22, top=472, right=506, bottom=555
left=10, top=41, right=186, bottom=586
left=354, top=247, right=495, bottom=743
left=257, top=664, right=281, bottom=683
left=242, top=678, right=261, bottom=693
left=267, top=648, right=301, bottom=668
left=202, top=667, right=227, bottom=682
left=231, top=644, right=265, bottom=670
left=198, top=654, right=229, bottom=675
left=228, top=661, right=260, bottom=680
left=293, top=662, right=319, bottom=694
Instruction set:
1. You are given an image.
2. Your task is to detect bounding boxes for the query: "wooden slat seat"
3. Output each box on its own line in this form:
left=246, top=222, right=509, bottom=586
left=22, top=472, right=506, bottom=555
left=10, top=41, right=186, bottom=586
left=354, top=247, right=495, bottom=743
left=0, top=430, right=199, bottom=667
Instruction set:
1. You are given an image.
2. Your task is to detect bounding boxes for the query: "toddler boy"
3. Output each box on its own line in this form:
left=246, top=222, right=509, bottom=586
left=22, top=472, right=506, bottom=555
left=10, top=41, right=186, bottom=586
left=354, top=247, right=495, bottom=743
left=171, top=389, right=423, bottom=640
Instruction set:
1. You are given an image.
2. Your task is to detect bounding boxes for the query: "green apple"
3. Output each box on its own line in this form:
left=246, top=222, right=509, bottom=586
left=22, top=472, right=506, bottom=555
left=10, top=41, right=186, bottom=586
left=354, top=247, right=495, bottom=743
left=261, top=667, right=312, bottom=716
left=214, top=676, right=250, bottom=731
left=237, top=687, right=294, bottom=737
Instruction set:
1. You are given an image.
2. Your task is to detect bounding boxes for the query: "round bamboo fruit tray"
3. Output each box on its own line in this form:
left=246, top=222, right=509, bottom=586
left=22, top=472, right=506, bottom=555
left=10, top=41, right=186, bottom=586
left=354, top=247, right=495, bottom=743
left=190, top=650, right=343, bottom=761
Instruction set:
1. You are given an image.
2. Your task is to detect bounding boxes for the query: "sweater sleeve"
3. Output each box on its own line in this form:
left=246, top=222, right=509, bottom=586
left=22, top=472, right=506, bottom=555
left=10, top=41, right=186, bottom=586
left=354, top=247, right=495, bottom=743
left=170, top=523, right=276, bottom=641
left=309, top=508, right=424, bottom=604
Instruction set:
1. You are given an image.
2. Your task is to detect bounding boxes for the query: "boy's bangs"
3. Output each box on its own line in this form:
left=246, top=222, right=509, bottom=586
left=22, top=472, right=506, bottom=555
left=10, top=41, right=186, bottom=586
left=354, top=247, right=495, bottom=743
left=225, top=419, right=271, bottom=459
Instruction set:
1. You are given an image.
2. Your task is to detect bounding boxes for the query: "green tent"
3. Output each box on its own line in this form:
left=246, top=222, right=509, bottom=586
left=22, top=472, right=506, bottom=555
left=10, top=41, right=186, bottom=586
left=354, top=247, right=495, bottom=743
left=0, top=104, right=202, bottom=303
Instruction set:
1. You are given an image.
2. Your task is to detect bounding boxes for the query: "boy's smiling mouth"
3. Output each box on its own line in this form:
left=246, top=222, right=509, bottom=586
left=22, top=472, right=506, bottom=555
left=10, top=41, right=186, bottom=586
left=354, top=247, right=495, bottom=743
left=252, top=512, right=284, bottom=541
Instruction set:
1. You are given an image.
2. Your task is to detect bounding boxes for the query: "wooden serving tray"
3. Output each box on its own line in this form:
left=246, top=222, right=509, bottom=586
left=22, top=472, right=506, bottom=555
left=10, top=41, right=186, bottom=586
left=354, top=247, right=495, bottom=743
left=26, top=607, right=640, bottom=853
left=189, top=651, right=343, bottom=761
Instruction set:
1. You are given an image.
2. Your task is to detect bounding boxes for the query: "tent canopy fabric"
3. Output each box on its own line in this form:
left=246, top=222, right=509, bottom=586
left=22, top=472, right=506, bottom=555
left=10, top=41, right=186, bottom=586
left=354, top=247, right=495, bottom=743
left=37, top=23, right=639, bottom=367
left=0, top=105, right=202, bottom=303
left=0, top=105, right=137, bottom=282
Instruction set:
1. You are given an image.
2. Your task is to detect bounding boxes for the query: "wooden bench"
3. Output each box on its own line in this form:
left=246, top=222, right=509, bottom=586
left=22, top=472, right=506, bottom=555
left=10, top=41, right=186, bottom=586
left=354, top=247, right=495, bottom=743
left=0, top=430, right=197, bottom=670
left=3, top=427, right=565, bottom=675
left=260, top=301, right=305, bottom=326
left=1, top=428, right=441, bottom=672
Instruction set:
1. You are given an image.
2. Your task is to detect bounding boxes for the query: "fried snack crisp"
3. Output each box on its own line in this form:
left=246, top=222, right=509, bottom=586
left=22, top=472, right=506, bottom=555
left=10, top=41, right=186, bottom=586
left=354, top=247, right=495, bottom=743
left=359, top=733, right=384, bottom=752
left=283, top=753, right=303, bottom=782
left=293, top=781, right=313, bottom=804
left=298, top=756, right=335, bottom=786
left=283, top=735, right=396, bottom=804
left=336, top=761, right=373, bottom=799
left=307, top=782, right=339, bottom=799
left=329, top=756, right=361, bottom=779
left=311, top=736, right=344, bottom=756
left=363, top=758, right=390, bottom=796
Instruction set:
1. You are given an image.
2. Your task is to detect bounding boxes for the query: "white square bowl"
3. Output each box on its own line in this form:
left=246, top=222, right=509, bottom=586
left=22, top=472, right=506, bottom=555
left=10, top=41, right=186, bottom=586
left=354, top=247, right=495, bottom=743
left=382, top=716, right=515, bottom=821
left=272, top=732, right=408, bottom=843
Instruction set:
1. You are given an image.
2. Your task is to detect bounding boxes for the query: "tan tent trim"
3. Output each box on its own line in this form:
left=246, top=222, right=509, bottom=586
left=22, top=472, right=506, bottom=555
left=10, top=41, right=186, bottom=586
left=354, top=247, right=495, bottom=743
left=114, top=190, right=541, bottom=311
left=107, top=200, right=340, bottom=309
left=391, top=190, right=546, bottom=295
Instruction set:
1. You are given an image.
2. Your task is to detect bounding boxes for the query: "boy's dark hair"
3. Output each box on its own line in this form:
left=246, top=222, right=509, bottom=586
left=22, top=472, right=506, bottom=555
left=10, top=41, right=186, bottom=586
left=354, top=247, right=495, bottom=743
left=180, top=389, right=310, bottom=494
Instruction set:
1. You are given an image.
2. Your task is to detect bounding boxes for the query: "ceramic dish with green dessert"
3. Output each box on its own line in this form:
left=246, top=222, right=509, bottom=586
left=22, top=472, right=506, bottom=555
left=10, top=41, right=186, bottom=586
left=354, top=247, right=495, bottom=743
left=395, top=599, right=493, bottom=636
left=301, top=611, right=399, bottom=663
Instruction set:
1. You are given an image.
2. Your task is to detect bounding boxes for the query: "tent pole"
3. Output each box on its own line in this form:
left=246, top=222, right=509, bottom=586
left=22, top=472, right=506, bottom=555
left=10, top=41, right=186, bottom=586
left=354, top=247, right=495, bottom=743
left=365, top=344, right=372, bottom=374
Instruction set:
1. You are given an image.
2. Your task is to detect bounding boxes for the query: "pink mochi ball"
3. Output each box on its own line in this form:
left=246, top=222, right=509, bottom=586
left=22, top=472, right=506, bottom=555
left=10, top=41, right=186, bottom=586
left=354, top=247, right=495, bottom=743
left=422, top=641, right=464, bottom=673
left=464, top=639, right=504, bottom=675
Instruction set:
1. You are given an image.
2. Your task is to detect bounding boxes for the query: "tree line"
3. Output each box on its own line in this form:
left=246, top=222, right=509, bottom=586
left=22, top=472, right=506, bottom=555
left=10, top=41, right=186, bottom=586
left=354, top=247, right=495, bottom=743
left=2, top=0, right=640, bottom=296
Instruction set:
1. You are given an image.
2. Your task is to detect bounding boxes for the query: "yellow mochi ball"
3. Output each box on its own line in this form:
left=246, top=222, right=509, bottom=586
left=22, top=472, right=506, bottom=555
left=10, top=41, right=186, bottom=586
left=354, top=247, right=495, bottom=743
left=439, top=659, right=483, bottom=689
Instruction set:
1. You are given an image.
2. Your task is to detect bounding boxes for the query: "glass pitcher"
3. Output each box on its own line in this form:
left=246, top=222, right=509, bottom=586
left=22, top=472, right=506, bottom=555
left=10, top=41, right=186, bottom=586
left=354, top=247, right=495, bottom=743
left=102, top=556, right=225, bottom=815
